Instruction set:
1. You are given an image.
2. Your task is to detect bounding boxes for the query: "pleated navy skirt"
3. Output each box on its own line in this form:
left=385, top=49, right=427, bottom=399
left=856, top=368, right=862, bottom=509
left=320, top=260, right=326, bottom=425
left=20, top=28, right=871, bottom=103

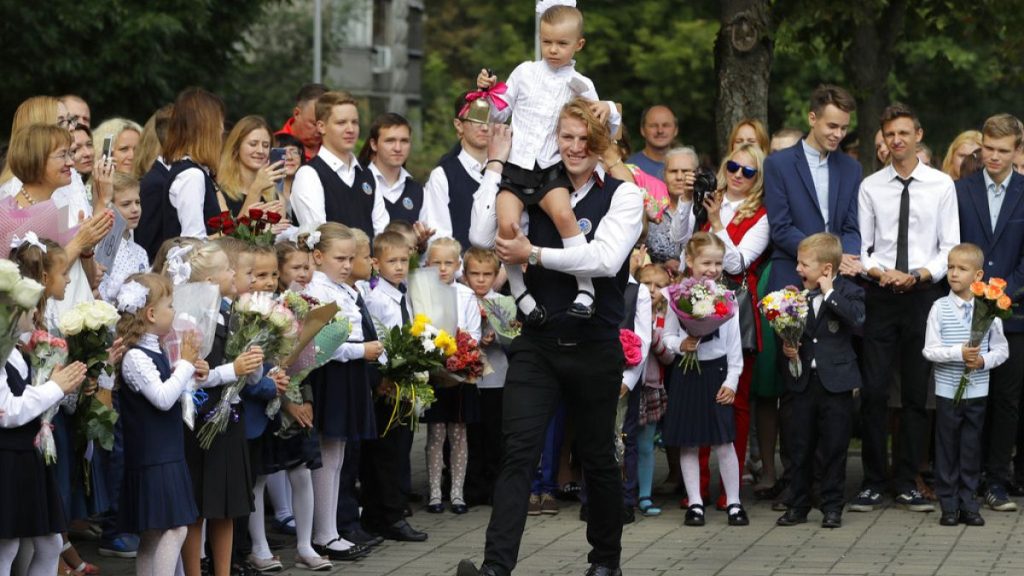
left=119, top=461, right=198, bottom=532
left=662, top=356, right=735, bottom=448
left=184, top=392, right=254, bottom=519
left=309, top=359, right=377, bottom=441
left=0, top=448, right=66, bottom=538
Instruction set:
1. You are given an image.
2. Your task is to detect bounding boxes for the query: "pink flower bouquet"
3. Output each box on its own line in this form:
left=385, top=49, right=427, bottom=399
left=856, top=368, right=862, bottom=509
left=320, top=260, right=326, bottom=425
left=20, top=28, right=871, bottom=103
left=666, top=277, right=737, bottom=373
left=620, top=328, right=643, bottom=367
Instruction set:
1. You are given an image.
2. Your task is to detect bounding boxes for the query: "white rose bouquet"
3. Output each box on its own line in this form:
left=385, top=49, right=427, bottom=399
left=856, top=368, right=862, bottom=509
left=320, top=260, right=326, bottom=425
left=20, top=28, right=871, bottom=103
left=197, top=292, right=298, bottom=449
left=0, top=260, right=45, bottom=360
left=58, top=300, right=121, bottom=481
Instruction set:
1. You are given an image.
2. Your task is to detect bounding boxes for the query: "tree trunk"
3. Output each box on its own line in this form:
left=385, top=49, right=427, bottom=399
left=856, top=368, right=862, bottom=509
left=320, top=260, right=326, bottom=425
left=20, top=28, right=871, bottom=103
left=844, top=0, right=908, bottom=174
left=714, top=0, right=772, bottom=159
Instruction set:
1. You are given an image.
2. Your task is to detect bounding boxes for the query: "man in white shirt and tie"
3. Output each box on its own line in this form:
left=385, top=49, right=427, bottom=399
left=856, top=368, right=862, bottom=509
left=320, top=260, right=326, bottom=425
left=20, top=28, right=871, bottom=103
left=854, top=102, right=960, bottom=514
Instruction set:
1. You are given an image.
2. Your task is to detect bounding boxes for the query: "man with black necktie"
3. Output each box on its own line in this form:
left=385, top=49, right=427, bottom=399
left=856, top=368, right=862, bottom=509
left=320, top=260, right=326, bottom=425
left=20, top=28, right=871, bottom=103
left=855, top=103, right=960, bottom=513
left=956, top=113, right=1024, bottom=512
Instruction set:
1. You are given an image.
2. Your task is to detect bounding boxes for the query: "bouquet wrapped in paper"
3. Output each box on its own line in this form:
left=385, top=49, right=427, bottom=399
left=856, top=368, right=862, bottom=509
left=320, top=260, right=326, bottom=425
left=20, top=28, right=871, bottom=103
left=759, top=286, right=810, bottom=378
left=266, top=292, right=345, bottom=426
left=666, top=277, right=737, bottom=372
left=408, top=267, right=458, bottom=335
left=480, top=295, right=521, bottom=350
left=24, top=330, right=68, bottom=465
left=955, top=279, right=1014, bottom=404
left=164, top=282, right=221, bottom=429
left=58, top=301, right=121, bottom=452
left=197, top=292, right=298, bottom=449
left=376, top=314, right=457, bottom=435
left=0, top=260, right=45, bottom=360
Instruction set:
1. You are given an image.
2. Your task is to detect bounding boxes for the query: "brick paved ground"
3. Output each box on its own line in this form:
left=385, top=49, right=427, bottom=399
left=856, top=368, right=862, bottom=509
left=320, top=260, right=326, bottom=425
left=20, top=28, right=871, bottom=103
left=79, top=433, right=1024, bottom=576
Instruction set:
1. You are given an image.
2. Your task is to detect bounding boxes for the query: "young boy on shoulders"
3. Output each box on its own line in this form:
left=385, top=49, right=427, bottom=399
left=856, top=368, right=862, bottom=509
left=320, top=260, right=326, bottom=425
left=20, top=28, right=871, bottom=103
left=777, top=233, right=864, bottom=529
left=923, top=243, right=1009, bottom=527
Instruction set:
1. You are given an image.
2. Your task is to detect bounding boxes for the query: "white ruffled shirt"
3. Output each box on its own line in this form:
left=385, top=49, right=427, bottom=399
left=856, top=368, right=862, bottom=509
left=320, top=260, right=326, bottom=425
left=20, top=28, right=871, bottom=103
left=0, top=348, right=64, bottom=429
left=121, top=334, right=196, bottom=411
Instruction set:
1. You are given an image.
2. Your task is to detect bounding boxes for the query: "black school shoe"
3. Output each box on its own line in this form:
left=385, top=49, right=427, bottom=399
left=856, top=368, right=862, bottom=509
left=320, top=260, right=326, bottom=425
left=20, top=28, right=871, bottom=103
left=821, top=510, right=842, bottom=529
left=959, top=510, right=985, bottom=526
left=940, top=510, right=959, bottom=526
left=684, top=504, right=705, bottom=526
left=776, top=509, right=808, bottom=526
left=726, top=503, right=749, bottom=526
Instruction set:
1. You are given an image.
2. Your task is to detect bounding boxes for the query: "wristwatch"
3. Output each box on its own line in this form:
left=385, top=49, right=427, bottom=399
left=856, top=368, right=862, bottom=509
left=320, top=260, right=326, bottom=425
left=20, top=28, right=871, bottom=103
left=528, top=246, right=541, bottom=266
left=909, top=269, right=921, bottom=283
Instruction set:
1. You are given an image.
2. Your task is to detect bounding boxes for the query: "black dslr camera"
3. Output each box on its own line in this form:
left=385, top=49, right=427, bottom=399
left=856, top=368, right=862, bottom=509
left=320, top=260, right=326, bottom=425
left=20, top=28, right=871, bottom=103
left=691, top=167, right=718, bottom=223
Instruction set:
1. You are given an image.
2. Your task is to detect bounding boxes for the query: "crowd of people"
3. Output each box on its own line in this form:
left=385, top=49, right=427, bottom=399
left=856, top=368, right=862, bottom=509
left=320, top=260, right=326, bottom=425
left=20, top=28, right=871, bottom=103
left=4, top=4, right=1024, bottom=576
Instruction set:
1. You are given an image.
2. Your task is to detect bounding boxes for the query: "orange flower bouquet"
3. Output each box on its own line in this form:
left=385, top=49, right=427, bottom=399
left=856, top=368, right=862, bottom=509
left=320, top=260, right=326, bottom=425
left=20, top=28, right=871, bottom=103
left=957, top=278, right=1014, bottom=404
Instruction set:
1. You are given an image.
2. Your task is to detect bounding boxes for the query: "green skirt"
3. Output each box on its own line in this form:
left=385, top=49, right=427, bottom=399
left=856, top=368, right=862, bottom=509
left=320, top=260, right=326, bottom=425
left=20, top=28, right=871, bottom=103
left=751, top=261, right=785, bottom=398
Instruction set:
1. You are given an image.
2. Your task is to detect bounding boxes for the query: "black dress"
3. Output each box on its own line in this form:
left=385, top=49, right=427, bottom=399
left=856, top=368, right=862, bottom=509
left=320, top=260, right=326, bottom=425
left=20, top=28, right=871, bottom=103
left=0, top=355, right=66, bottom=538
left=118, top=344, right=198, bottom=532
left=183, top=304, right=254, bottom=519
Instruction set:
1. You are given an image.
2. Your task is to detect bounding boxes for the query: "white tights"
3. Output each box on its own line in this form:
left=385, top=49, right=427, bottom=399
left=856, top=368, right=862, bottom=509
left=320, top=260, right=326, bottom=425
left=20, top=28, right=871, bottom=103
left=680, top=443, right=740, bottom=507
left=426, top=423, right=468, bottom=504
left=310, top=437, right=354, bottom=551
left=249, top=467, right=316, bottom=560
left=0, top=534, right=61, bottom=576
left=137, top=528, right=187, bottom=576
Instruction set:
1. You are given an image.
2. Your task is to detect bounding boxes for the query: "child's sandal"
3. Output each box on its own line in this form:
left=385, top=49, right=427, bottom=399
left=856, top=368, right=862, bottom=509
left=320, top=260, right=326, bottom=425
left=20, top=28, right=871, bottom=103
left=638, top=498, right=661, bottom=517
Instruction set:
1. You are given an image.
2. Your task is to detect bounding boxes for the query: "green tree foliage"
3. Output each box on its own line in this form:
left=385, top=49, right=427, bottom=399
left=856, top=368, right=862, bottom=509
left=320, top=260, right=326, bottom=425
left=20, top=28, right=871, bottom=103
left=0, top=0, right=276, bottom=136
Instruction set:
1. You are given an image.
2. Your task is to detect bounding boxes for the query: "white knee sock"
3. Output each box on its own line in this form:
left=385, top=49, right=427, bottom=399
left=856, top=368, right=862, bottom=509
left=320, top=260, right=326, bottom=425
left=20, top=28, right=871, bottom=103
left=26, top=533, right=61, bottom=576
left=426, top=423, right=447, bottom=503
left=0, top=538, right=20, bottom=576
left=248, top=476, right=271, bottom=561
left=562, top=234, right=594, bottom=307
left=448, top=423, right=468, bottom=504
left=311, top=437, right=353, bottom=551
left=139, top=528, right=187, bottom=576
left=714, top=442, right=741, bottom=507
left=505, top=265, right=536, bottom=315
left=287, top=466, right=317, bottom=559
left=680, top=448, right=703, bottom=508
left=266, top=471, right=293, bottom=523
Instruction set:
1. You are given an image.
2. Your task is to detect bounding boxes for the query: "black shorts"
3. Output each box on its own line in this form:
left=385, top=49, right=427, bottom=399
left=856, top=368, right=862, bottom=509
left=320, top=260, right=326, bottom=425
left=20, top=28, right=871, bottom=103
left=499, top=161, right=573, bottom=206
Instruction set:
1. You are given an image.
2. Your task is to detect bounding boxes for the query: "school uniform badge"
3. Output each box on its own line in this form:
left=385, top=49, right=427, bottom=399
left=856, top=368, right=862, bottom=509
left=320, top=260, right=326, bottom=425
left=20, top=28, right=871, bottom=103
left=362, top=182, right=373, bottom=195
left=402, top=197, right=415, bottom=210
left=828, top=320, right=840, bottom=334
left=578, top=218, right=593, bottom=235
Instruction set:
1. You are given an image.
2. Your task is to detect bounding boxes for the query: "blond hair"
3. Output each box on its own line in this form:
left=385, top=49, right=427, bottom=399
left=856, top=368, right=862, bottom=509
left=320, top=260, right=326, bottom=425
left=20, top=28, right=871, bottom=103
left=798, top=233, right=842, bottom=270
left=372, top=230, right=410, bottom=258
left=728, top=119, right=770, bottom=154
left=315, top=222, right=355, bottom=252
left=941, top=130, right=983, bottom=179
left=716, top=143, right=765, bottom=224
left=558, top=97, right=610, bottom=156
left=152, top=237, right=202, bottom=276
left=112, top=172, right=140, bottom=200
left=949, top=243, right=985, bottom=271
left=185, top=242, right=230, bottom=281
left=350, top=227, right=371, bottom=251
left=115, top=273, right=174, bottom=350
left=427, top=237, right=462, bottom=260
left=212, top=236, right=251, bottom=267
left=683, top=231, right=726, bottom=267
left=217, top=115, right=275, bottom=204
left=982, top=114, right=1024, bottom=149
left=92, top=117, right=143, bottom=168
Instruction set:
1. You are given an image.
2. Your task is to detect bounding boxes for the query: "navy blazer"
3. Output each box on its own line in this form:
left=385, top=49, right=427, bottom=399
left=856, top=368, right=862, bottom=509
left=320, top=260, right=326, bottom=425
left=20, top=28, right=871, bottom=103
left=956, top=171, right=1024, bottom=332
left=786, top=277, right=864, bottom=394
left=240, top=362, right=279, bottom=440
left=764, top=142, right=862, bottom=291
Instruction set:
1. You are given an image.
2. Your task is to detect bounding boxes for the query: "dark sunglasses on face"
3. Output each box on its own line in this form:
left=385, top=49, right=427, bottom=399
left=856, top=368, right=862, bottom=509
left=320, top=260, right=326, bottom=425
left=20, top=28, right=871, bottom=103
left=726, top=160, right=757, bottom=179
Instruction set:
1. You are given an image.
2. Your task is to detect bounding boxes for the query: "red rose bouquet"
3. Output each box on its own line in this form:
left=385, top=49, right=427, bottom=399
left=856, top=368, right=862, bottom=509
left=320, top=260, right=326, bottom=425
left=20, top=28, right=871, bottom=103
left=443, top=330, right=486, bottom=384
left=207, top=207, right=281, bottom=247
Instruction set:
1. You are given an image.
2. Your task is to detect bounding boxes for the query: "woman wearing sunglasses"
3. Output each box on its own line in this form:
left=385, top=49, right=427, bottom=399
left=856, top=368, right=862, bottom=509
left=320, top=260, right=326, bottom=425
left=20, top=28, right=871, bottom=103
left=671, top=142, right=770, bottom=510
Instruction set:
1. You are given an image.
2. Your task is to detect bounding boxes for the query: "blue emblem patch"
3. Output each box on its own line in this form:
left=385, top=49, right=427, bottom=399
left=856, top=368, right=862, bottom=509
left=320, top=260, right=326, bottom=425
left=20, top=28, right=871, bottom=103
left=402, top=197, right=415, bottom=210
left=362, top=182, right=373, bottom=195
left=578, top=218, right=593, bottom=235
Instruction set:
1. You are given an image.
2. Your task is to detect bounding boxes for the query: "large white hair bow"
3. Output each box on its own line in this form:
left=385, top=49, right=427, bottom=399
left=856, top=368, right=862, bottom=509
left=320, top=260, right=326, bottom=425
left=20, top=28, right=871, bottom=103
left=116, top=280, right=150, bottom=314
left=10, top=231, right=47, bottom=253
left=167, top=245, right=194, bottom=286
